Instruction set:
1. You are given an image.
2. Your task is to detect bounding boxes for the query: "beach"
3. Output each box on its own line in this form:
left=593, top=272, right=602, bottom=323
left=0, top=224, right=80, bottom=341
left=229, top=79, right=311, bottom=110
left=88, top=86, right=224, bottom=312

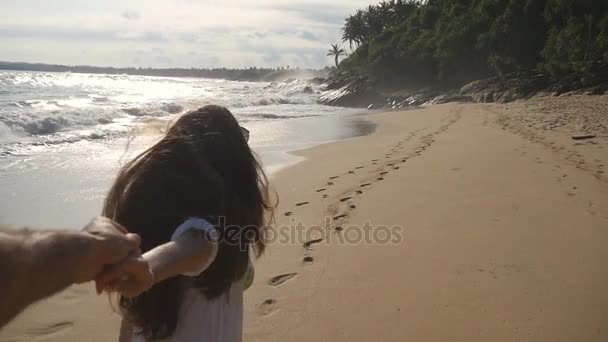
left=0, top=71, right=367, bottom=228
left=2, top=95, right=608, bottom=341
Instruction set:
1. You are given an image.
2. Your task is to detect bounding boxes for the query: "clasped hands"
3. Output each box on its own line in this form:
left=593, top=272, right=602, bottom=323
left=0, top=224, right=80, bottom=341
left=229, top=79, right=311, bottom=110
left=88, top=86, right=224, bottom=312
left=81, top=217, right=155, bottom=298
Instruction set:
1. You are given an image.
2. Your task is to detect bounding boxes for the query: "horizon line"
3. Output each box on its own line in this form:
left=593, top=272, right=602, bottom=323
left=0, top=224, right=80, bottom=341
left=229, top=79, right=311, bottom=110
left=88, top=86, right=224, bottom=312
left=0, top=60, right=330, bottom=72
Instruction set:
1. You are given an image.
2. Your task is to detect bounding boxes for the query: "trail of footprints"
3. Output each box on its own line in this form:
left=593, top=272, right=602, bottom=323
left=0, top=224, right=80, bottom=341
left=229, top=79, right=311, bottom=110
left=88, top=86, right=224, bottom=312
left=263, top=113, right=462, bottom=316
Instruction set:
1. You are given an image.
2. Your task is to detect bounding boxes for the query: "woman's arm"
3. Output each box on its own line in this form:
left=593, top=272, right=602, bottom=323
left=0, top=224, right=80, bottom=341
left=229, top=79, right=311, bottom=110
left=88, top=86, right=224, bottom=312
left=96, top=229, right=218, bottom=297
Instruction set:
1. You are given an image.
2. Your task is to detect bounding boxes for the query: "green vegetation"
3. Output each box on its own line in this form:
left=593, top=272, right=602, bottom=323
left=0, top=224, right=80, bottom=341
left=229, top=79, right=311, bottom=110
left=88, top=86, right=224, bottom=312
left=0, top=62, right=329, bottom=83
left=335, top=0, right=608, bottom=89
left=327, top=44, right=347, bottom=68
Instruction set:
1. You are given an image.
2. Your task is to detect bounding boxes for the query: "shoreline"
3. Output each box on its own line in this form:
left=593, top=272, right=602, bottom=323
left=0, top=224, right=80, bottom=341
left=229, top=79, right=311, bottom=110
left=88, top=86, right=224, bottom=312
left=0, top=110, right=372, bottom=228
left=2, top=95, right=608, bottom=341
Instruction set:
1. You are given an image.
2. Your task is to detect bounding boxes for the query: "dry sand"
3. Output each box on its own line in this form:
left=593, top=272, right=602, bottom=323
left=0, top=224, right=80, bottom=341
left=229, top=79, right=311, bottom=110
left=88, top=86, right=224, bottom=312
left=2, top=96, right=608, bottom=341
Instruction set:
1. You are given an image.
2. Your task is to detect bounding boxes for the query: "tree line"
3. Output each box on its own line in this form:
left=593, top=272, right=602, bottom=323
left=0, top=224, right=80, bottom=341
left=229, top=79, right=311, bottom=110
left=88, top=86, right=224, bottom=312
left=0, top=62, right=328, bottom=82
left=336, top=0, right=608, bottom=89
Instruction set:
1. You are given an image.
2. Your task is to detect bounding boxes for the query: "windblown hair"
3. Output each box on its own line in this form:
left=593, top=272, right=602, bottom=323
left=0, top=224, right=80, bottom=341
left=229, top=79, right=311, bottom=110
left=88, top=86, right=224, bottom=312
left=102, top=105, right=274, bottom=340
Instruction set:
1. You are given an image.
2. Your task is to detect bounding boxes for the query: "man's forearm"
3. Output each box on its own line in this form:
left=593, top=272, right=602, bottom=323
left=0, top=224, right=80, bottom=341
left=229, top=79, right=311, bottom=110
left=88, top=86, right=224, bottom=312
left=0, top=228, right=87, bottom=327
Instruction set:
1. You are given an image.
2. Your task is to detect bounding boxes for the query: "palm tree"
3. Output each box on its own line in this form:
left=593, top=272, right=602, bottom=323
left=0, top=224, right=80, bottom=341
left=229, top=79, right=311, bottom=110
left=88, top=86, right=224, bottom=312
left=342, top=10, right=367, bottom=48
left=327, top=43, right=346, bottom=67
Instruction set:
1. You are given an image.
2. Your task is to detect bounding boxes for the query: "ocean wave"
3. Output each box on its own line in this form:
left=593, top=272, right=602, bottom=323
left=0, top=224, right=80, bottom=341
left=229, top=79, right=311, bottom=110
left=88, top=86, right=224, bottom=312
left=0, top=129, right=126, bottom=158
left=245, top=113, right=320, bottom=121
left=0, top=100, right=188, bottom=138
left=0, top=121, right=17, bottom=143
left=0, top=71, right=334, bottom=153
left=122, top=103, right=184, bottom=117
left=0, top=106, right=125, bottom=136
left=253, top=97, right=302, bottom=106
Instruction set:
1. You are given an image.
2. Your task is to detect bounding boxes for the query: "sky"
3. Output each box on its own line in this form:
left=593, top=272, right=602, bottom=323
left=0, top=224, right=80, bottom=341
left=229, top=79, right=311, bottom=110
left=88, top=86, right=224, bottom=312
left=0, top=0, right=372, bottom=69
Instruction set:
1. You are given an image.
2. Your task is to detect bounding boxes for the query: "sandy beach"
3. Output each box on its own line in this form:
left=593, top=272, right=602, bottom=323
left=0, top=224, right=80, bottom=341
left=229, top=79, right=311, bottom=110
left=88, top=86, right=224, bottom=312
left=2, top=96, right=608, bottom=341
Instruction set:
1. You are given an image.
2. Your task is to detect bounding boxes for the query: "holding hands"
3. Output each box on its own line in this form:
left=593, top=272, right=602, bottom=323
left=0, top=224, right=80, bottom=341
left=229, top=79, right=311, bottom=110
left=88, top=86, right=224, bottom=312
left=76, top=217, right=141, bottom=284
left=93, top=221, right=218, bottom=299
left=80, top=216, right=154, bottom=298
left=95, top=255, right=155, bottom=298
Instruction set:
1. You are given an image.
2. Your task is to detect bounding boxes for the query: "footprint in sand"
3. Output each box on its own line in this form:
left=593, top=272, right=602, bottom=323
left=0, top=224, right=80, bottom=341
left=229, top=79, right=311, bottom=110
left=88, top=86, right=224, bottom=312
left=330, top=176, right=340, bottom=180
left=335, top=226, right=343, bottom=232
left=268, top=273, right=298, bottom=286
left=303, top=256, right=314, bottom=263
left=323, top=194, right=328, bottom=199
left=25, top=321, right=74, bottom=338
left=284, top=211, right=293, bottom=217
left=349, top=204, right=357, bottom=209
left=361, top=183, right=371, bottom=187
left=380, top=171, right=388, bottom=175
left=355, top=166, right=364, bottom=169
left=303, top=238, right=323, bottom=248
left=295, top=201, right=309, bottom=207
left=333, top=214, right=347, bottom=221
left=377, top=177, right=384, bottom=181
left=356, top=190, right=363, bottom=195
left=327, top=181, right=334, bottom=186
left=340, top=196, right=352, bottom=202
left=372, top=159, right=379, bottom=162
left=394, top=166, right=400, bottom=170
left=316, top=188, right=326, bottom=193
left=348, top=170, right=355, bottom=174
left=257, top=299, right=278, bottom=316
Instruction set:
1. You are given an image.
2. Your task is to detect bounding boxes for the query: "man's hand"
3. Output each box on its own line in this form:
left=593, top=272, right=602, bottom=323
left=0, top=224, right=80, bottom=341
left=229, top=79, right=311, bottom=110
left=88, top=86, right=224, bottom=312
left=75, top=217, right=141, bottom=284
left=0, top=217, right=140, bottom=328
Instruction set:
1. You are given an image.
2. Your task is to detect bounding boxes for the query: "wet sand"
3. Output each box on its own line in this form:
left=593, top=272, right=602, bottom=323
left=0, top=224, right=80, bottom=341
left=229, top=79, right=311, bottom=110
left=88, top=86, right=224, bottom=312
left=3, top=96, right=608, bottom=341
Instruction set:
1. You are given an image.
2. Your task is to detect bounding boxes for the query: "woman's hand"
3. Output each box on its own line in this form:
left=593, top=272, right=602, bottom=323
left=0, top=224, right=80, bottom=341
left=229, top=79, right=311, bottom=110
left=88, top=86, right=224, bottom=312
left=95, top=256, right=155, bottom=298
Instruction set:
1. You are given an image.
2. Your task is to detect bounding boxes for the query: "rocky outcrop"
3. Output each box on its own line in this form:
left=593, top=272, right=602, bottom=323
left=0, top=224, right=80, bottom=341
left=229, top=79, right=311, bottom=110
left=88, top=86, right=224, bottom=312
left=460, top=64, right=608, bottom=103
left=320, top=65, right=607, bottom=109
left=318, top=81, right=386, bottom=108
left=459, top=71, right=551, bottom=103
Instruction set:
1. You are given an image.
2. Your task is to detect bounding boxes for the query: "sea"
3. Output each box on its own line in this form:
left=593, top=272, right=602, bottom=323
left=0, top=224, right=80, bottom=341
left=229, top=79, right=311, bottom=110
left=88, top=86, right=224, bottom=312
left=0, top=70, right=374, bottom=227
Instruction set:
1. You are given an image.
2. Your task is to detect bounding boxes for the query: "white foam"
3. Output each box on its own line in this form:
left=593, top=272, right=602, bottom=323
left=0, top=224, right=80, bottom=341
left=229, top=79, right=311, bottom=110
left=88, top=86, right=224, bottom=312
left=0, top=71, right=357, bottom=155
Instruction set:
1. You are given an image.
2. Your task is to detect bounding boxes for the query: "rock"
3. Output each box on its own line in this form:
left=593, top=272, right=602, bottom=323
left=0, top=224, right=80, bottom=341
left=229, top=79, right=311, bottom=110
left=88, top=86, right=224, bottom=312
left=432, top=94, right=474, bottom=104
left=485, top=92, right=494, bottom=103
left=496, top=90, right=519, bottom=103
left=302, top=86, right=314, bottom=94
left=318, top=79, right=386, bottom=108
left=321, top=64, right=608, bottom=110
left=460, top=70, right=551, bottom=103
left=308, top=77, right=326, bottom=85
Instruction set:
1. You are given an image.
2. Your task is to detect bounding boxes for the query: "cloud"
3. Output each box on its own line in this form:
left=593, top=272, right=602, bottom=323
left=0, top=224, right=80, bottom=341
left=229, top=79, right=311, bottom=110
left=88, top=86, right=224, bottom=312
left=116, top=31, right=167, bottom=42
left=268, top=3, right=349, bottom=26
left=0, top=26, right=167, bottom=43
left=0, top=0, right=373, bottom=68
left=122, top=10, right=140, bottom=20
left=299, top=31, right=321, bottom=42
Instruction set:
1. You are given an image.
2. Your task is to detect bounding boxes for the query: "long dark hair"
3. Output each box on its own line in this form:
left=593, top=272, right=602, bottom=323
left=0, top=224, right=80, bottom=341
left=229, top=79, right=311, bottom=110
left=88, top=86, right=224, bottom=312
left=103, top=105, right=275, bottom=340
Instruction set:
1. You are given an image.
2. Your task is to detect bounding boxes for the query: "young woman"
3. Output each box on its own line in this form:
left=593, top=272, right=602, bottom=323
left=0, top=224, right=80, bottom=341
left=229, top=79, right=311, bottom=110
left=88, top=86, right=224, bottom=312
left=95, top=105, right=275, bottom=342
